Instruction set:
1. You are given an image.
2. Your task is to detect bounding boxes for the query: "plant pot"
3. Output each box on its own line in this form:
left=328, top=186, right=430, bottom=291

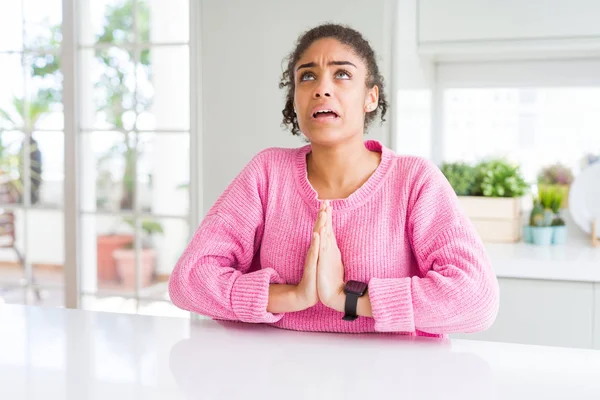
left=97, top=234, right=134, bottom=281
left=113, top=248, right=156, bottom=289
left=552, top=226, right=568, bottom=245
left=531, top=227, right=553, bottom=246
left=457, top=196, right=524, bottom=243
left=523, top=225, right=533, bottom=244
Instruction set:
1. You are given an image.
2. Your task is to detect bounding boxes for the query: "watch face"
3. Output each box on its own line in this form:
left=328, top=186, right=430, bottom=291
left=344, top=280, right=367, bottom=295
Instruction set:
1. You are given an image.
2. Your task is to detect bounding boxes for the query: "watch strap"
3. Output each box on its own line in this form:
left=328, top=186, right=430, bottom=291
left=343, top=292, right=360, bottom=321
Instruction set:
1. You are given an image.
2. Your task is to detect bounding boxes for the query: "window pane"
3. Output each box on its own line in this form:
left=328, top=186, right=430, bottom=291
left=33, top=131, right=63, bottom=207
left=80, top=48, right=136, bottom=130
left=0, top=131, right=26, bottom=205
left=443, top=88, right=600, bottom=182
left=81, top=214, right=137, bottom=294
left=23, top=0, right=61, bottom=51
left=138, top=217, right=189, bottom=301
left=79, top=0, right=135, bottom=46
left=27, top=209, right=64, bottom=289
left=81, top=131, right=136, bottom=212
left=0, top=209, right=26, bottom=288
left=25, top=53, right=63, bottom=130
left=0, top=2, right=24, bottom=51
left=137, top=133, right=189, bottom=216
left=0, top=54, right=25, bottom=130
left=136, top=46, right=189, bottom=131
left=139, top=0, right=189, bottom=43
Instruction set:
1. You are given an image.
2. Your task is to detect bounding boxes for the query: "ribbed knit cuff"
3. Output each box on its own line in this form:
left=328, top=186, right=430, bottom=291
left=231, top=268, right=285, bottom=324
left=368, top=277, right=415, bottom=332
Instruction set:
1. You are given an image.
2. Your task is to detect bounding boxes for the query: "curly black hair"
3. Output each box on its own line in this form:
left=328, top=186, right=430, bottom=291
left=279, top=23, right=388, bottom=136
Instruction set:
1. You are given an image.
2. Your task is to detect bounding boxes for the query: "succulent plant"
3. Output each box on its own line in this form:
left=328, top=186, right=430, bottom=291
left=551, top=216, right=566, bottom=226
left=542, top=209, right=555, bottom=226
left=529, top=198, right=554, bottom=227
left=529, top=199, right=545, bottom=227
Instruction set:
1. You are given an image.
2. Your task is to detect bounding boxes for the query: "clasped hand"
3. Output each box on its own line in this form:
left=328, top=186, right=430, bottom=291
left=296, top=200, right=345, bottom=310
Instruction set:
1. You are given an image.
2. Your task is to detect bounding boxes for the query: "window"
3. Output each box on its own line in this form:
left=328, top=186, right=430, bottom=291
left=0, top=0, right=65, bottom=305
left=0, top=0, right=196, bottom=317
left=436, top=60, right=600, bottom=183
left=443, top=87, right=600, bottom=182
left=78, top=0, right=192, bottom=316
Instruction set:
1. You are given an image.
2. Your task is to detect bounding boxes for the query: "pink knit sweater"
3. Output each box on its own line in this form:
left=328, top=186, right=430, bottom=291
left=169, top=140, right=499, bottom=337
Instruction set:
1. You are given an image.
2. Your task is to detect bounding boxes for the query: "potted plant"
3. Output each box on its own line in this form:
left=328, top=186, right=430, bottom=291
left=544, top=185, right=568, bottom=245
left=442, top=158, right=530, bottom=243
left=439, top=162, right=477, bottom=196
left=524, top=186, right=568, bottom=245
left=113, top=218, right=163, bottom=289
left=525, top=199, right=555, bottom=245
left=537, top=163, right=574, bottom=208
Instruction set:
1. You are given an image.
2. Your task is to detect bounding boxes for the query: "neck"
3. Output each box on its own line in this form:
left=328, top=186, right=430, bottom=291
left=307, top=137, right=380, bottom=194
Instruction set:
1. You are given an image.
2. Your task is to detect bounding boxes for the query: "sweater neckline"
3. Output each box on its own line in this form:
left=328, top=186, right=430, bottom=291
left=294, top=139, right=393, bottom=211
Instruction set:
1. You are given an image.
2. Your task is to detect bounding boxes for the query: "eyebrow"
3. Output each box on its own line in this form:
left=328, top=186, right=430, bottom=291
left=296, top=60, right=357, bottom=72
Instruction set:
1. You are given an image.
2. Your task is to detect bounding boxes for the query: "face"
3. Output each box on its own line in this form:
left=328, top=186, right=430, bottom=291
left=293, top=38, right=378, bottom=145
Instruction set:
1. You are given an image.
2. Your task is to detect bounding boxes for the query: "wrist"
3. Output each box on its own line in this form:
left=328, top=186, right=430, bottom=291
left=324, top=283, right=346, bottom=313
left=293, top=284, right=315, bottom=311
left=268, top=284, right=310, bottom=314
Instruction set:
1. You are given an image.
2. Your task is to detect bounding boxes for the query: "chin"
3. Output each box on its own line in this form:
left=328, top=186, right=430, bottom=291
left=304, top=131, right=349, bottom=146
left=304, top=125, right=359, bottom=145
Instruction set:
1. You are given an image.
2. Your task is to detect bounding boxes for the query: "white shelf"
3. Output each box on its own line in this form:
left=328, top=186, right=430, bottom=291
left=486, top=240, right=600, bottom=283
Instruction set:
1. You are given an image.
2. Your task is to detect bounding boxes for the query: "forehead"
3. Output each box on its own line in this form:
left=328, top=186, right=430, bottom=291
left=296, top=38, right=363, bottom=67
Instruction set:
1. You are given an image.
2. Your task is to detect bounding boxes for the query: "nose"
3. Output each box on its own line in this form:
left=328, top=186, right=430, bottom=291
left=312, top=78, right=332, bottom=98
left=314, top=91, right=331, bottom=98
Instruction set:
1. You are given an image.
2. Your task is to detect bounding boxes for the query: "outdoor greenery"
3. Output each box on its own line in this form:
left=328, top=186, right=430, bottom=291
left=95, top=0, right=151, bottom=210
left=0, top=24, right=61, bottom=204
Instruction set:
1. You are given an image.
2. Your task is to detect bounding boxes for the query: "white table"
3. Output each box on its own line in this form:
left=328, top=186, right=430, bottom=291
left=0, top=304, right=599, bottom=399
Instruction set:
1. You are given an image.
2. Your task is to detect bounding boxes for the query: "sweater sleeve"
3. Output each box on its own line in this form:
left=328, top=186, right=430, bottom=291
left=168, top=151, right=285, bottom=324
left=368, top=159, right=500, bottom=334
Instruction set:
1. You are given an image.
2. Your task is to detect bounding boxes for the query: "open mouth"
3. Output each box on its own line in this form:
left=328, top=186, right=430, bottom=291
left=312, top=110, right=339, bottom=119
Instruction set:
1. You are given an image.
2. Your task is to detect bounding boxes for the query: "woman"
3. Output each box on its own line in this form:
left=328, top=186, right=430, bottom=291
left=169, top=23, right=499, bottom=337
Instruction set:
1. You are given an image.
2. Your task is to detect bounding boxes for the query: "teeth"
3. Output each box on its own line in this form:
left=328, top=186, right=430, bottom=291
left=314, top=109, right=336, bottom=117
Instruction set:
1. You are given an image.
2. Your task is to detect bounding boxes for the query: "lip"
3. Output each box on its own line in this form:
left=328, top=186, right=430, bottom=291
left=310, top=105, right=341, bottom=120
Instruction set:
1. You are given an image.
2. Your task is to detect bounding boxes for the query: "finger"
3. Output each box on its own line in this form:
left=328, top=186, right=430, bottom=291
left=314, top=209, right=325, bottom=233
left=326, top=205, right=336, bottom=244
left=320, top=226, right=328, bottom=251
left=307, top=232, right=320, bottom=266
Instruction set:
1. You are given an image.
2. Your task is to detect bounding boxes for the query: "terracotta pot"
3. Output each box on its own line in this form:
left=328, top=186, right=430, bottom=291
left=113, top=248, right=156, bottom=289
left=97, top=235, right=134, bottom=281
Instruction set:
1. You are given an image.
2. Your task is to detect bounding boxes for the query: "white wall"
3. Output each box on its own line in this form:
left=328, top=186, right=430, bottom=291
left=199, top=0, right=394, bottom=212
left=418, top=0, right=600, bottom=43
left=393, top=0, right=435, bottom=159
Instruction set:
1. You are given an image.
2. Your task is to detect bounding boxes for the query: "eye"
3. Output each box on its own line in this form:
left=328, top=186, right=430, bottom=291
left=335, top=70, right=351, bottom=79
left=300, top=71, right=316, bottom=81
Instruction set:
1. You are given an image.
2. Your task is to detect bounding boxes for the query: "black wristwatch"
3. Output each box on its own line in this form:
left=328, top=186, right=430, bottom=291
left=342, top=280, right=368, bottom=321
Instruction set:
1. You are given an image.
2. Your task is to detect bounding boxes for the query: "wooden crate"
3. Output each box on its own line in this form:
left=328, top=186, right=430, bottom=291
left=457, top=196, right=524, bottom=243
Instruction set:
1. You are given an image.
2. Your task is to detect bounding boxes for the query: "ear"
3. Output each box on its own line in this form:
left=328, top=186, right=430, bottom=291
left=364, top=85, right=379, bottom=112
